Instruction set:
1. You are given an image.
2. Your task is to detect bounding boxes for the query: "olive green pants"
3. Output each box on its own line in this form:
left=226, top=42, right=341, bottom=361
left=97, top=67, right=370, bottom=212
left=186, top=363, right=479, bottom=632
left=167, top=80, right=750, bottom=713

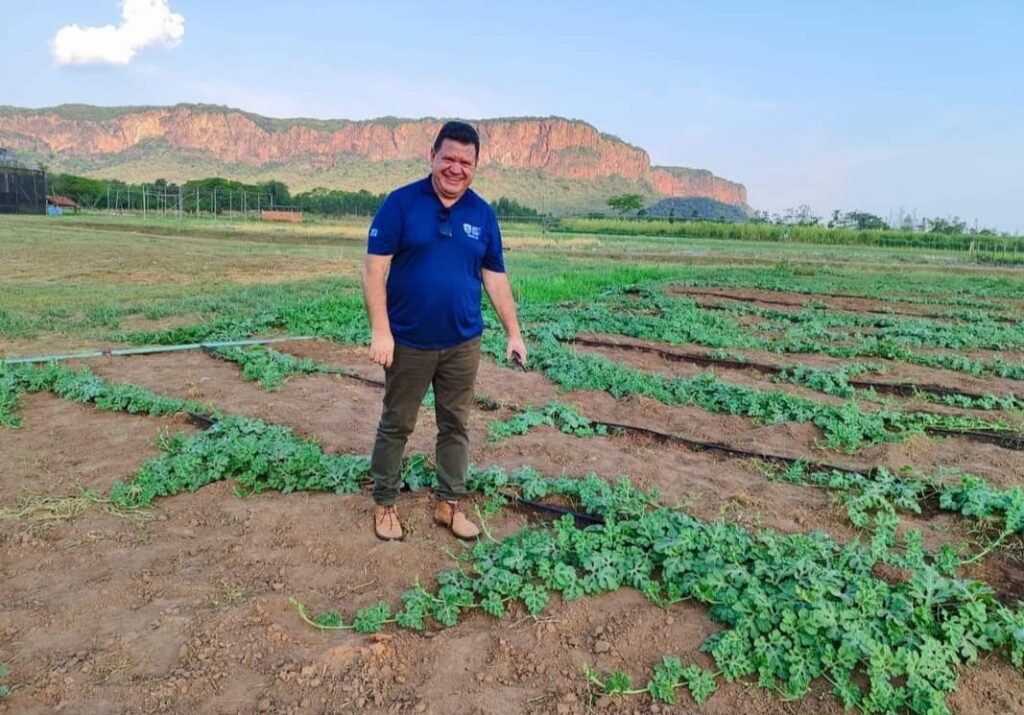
left=371, top=337, right=481, bottom=506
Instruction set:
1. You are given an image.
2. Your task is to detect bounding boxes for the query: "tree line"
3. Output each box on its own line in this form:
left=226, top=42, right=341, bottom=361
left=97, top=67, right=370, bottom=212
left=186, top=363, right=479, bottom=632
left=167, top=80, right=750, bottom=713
left=46, top=172, right=542, bottom=219
left=603, top=193, right=1007, bottom=237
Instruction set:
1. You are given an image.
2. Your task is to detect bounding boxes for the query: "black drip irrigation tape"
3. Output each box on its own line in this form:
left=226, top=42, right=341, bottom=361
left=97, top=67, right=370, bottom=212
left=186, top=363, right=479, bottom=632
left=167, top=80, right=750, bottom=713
left=572, top=336, right=782, bottom=373
left=321, top=368, right=385, bottom=388
left=673, top=288, right=1020, bottom=324
left=512, top=498, right=604, bottom=525
left=187, top=412, right=217, bottom=429
left=595, top=420, right=868, bottom=476
left=924, top=427, right=1024, bottom=451
left=570, top=336, right=1016, bottom=405
left=848, top=379, right=1003, bottom=401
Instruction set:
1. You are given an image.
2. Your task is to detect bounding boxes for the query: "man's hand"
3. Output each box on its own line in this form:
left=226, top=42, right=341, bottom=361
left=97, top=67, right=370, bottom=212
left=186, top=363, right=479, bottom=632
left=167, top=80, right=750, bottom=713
left=482, top=269, right=527, bottom=369
left=369, top=331, right=395, bottom=368
left=506, top=336, right=528, bottom=367
left=362, top=254, right=394, bottom=368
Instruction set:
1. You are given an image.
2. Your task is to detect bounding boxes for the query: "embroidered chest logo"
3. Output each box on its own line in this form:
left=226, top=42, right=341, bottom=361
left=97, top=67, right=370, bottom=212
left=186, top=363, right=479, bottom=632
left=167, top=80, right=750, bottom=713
left=462, top=223, right=482, bottom=240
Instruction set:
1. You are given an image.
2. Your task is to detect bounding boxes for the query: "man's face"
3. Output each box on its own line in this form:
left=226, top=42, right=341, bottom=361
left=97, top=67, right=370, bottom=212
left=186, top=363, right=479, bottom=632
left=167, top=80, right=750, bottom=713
left=430, top=139, right=477, bottom=202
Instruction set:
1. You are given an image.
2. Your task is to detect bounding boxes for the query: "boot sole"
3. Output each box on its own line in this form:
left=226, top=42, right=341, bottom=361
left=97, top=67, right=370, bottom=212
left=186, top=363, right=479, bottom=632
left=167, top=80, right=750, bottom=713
left=374, top=530, right=405, bottom=542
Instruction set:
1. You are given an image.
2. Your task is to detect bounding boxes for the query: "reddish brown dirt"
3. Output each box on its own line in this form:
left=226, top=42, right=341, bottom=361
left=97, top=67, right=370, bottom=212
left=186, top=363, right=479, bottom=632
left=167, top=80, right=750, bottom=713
left=670, top=285, right=1024, bottom=321
left=3, top=338, right=1024, bottom=714
left=574, top=334, right=1024, bottom=432
left=0, top=337, right=127, bottom=362
left=578, top=333, right=1024, bottom=400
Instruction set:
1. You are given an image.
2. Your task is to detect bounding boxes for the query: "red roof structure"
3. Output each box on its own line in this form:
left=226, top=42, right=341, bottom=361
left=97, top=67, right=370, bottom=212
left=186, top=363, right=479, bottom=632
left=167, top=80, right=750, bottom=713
left=46, top=195, right=78, bottom=208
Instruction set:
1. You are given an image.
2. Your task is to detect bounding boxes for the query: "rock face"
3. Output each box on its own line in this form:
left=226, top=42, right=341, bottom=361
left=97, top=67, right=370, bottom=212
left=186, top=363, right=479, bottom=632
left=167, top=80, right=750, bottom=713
left=0, top=104, right=748, bottom=207
left=650, top=166, right=746, bottom=206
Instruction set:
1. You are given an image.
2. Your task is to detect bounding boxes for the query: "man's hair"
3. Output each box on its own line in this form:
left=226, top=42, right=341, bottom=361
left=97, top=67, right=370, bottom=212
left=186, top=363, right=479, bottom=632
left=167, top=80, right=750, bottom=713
left=433, top=121, right=480, bottom=158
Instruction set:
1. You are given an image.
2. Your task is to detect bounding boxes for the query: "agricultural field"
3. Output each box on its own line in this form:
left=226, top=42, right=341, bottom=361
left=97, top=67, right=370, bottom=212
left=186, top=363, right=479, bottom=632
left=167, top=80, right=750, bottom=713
left=3, top=213, right=1024, bottom=715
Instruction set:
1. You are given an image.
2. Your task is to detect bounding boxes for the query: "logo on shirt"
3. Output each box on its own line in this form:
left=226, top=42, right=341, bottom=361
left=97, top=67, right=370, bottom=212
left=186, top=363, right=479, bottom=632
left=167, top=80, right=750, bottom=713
left=463, top=223, right=482, bottom=240
left=369, top=228, right=379, bottom=238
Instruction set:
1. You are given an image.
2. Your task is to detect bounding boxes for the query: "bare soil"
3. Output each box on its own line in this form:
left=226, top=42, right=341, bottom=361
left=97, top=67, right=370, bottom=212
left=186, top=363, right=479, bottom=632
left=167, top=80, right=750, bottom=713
left=669, top=285, right=1024, bottom=321
left=3, top=338, right=1024, bottom=714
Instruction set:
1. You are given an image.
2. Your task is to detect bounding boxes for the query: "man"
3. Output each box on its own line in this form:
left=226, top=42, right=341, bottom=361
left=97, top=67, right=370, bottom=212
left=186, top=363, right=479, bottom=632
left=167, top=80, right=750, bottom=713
left=362, top=120, right=527, bottom=542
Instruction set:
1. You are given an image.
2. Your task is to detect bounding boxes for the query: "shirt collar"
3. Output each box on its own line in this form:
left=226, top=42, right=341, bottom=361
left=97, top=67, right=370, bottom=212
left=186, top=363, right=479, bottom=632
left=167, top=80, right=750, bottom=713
left=420, top=174, right=473, bottom=209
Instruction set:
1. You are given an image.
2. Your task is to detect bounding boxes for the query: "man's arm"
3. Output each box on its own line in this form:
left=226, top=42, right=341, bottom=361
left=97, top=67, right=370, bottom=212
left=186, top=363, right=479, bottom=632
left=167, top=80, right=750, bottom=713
left=362, top=254, right=395, bottom=368
left=482, top=268, right=527, bottom=364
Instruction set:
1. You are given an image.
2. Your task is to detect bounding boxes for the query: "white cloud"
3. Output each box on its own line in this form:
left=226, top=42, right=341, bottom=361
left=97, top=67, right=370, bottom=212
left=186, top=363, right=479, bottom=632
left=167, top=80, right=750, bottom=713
left=51, top=0, right=184, bottom=67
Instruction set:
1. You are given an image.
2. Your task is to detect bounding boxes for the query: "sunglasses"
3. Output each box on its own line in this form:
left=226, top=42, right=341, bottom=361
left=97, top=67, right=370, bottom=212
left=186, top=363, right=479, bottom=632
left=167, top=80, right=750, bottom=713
left=439, top=207, right=452, bottom=238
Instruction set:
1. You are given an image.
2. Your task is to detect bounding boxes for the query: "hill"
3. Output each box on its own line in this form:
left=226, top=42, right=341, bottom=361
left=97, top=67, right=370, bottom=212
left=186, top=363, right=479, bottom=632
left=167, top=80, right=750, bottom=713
left=646, top=196, right=754, bottom=222
left=0, top=104, right=749, bottom=214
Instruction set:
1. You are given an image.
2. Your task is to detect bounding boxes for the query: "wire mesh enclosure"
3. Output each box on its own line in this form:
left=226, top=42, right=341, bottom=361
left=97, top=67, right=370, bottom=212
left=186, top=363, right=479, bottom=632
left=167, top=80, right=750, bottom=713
left=0, top=166, right=46, bottom=214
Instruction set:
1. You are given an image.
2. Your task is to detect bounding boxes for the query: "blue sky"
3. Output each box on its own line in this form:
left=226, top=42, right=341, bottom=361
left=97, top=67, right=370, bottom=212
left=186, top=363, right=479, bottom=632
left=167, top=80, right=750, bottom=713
left=5, top=1, right=1023, bottom=230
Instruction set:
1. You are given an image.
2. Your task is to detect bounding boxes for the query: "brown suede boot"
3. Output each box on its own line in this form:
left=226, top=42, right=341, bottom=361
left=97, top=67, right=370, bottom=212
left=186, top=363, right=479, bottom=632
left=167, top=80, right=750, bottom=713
left=373, top=505, right=404, bottom=541
left=434, top=500, right=480, bottom=540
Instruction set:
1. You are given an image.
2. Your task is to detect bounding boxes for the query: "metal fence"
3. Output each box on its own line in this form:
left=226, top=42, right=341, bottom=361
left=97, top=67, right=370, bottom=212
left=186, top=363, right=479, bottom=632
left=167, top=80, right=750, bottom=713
left=0, top=166, right=45, bottom=214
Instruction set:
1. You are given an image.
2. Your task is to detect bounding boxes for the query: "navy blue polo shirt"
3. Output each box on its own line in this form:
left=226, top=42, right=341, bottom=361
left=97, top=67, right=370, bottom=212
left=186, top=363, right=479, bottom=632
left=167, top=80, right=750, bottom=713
left=367, top=176, right=506, bottom=350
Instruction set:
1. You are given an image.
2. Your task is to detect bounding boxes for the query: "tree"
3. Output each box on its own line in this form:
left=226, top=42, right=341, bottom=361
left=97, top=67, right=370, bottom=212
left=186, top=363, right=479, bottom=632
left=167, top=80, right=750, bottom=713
left=293, top=187, right=386, bottom=216
left=48, top=173, right=107, bottom=208
left=257, top=180, right=291, bottom=208
left=490, top=197, right=541, bottom=219
left=607, top=194, right=644, bottom=216
left=829, top=210, right=887, bottom=230
left=925, top=216, right=967, bottom=235
left=848, top=211, right=887, bottom=230
left=782, top=205, right=820, bottom=226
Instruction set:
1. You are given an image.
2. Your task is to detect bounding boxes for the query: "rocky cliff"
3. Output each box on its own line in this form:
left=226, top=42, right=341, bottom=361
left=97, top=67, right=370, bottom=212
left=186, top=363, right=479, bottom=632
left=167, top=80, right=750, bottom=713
left=0, top=104, right=748, bottom=209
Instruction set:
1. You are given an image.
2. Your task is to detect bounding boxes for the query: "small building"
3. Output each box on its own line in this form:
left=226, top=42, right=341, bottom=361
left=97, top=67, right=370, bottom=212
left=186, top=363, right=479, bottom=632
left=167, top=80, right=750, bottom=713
left=261, top=208, right=303, bottom=223
left=46, top=194, right=78, bottom=216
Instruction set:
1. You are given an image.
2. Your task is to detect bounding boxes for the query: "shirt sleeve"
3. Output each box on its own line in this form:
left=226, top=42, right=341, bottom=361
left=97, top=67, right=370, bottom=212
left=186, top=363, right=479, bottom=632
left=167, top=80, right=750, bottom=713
left=482, top=209, right=505, bottom=273
left=367, top=192, right=402, bottom=255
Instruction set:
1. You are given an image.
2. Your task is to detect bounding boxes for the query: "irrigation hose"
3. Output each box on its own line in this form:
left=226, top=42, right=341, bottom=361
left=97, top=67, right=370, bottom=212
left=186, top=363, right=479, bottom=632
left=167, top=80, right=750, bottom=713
left=2, top=336, right=317, bottom=366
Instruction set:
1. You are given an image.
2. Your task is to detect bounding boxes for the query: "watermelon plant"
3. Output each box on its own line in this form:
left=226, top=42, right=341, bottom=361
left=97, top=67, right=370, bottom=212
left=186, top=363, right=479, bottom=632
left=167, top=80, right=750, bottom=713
left=487, top=401, right=607, bottom=442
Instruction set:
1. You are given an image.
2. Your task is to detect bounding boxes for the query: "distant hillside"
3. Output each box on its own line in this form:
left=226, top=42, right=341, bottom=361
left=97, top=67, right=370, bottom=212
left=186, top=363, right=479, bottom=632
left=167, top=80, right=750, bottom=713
left=0, top=104, right=750, bottom=214
left=646, top=196, right=754, bottom=222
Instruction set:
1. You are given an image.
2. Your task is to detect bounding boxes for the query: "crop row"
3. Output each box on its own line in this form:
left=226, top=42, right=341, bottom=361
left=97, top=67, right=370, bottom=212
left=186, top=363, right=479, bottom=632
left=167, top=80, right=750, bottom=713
left=531, top=287, right=1024, bottom=381
left=195, top=341, right=1022, bottom=453
left=5, top=360, right=1023, bottom=575
left=7, top=363, right=1024, bottom=712
left=572, top=336, right=1023, bottom=412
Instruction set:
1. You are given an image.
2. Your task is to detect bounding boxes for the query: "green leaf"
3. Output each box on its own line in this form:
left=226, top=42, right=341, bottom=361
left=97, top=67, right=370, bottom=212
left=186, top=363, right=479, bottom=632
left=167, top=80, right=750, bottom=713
left=312, top=611, right=343, bottom=629
left=604, top=671, right=633, bottom=694
left=520, top=584, right=549, bottom=616
left=353, top=601, right=391, bottom=633
left=682, top=665, right=717, bottom=704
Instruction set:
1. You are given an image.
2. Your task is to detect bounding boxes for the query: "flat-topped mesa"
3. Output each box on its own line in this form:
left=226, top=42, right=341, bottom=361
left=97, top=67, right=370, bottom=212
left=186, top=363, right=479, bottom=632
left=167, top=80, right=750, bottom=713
left=650, top=166, right=748, bottom=206
left=0, top=104, right=748, bottom=207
